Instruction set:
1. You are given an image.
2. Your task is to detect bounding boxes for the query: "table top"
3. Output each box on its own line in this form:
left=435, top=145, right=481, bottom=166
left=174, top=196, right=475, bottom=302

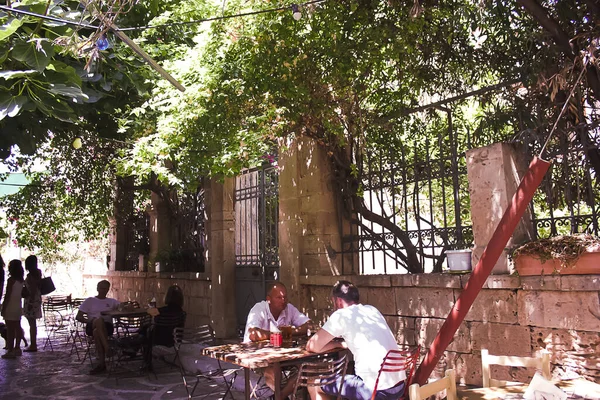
left=457, top=378, right=600, bottom=400
left=100, top=309, right=149, bottom=318
left=201, top=340, right=336, bottom=369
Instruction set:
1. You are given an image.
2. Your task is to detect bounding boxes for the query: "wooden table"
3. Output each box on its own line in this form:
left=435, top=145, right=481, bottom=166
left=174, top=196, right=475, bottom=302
left=201, top=341, right=342, bottom=400
left=100, top=309, right=149, bottom=319
left=457, top=378, right=600, bottom=400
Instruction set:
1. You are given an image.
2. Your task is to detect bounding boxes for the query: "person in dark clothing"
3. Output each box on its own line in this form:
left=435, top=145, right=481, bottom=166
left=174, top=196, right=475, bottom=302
left=142, top=285, right=186, bottom=369
left=0, top=255, right=5, bottom=309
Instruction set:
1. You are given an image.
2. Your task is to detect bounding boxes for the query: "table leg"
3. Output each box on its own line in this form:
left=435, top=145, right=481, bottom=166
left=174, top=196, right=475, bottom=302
left=245, top=368, right=250, bottom=400
left=274, top=362, right=282, bottom=400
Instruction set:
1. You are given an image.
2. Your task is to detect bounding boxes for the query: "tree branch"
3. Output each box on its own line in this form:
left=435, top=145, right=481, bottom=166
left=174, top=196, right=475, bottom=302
left=354, top=197, right=423, bottom=273
left=516, top=0, right=575, bottom=56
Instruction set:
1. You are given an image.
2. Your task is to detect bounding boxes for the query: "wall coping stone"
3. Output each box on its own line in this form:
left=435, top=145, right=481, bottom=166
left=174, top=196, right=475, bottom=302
left=301, top=273, right=600, bottom=292
left=91, top=271, right=211, bottom=281
left=299, top=275, right=391, bottom=287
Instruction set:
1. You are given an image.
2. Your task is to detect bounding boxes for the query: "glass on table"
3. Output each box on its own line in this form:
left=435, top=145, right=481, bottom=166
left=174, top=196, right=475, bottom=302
left=279, top=325, right=293, bottom=346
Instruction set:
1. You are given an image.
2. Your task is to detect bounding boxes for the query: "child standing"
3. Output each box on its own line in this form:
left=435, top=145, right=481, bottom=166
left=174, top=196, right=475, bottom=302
left=1, top=259, right=24, bottom=359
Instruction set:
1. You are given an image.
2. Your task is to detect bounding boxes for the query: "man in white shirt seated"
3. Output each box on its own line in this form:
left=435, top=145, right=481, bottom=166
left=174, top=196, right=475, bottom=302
left=306, top=280, right=406, bottom=400
left=244, top=281, right=311, bottom=399
left=76, top=280, right=121, bottom=375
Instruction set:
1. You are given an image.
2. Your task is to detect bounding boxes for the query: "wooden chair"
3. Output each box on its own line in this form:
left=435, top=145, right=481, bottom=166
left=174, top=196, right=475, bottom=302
left=408, top=369, right=457, bottom=400
left=291, top=353, right=348, bottom=400
left=371, top=346, right=420, bottom=400
left=481, top=349, right=551, bottom=388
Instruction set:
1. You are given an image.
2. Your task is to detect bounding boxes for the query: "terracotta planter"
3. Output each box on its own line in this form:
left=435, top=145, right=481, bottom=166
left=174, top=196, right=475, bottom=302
left=514, top=251, right=600, bottom=276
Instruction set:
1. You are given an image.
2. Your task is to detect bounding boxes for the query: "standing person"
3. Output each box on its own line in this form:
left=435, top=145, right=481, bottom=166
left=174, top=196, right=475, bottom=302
left=76, top=280, right=121, bottom=375
left=306, top=280, right=406, bottom=400
left=1, top=259, right=25, bottom=359
left=244, top=281, right=311, bottom=399
left=0, top=255, right=5, bottom=308
left=23, top=255, right=42, bottom=352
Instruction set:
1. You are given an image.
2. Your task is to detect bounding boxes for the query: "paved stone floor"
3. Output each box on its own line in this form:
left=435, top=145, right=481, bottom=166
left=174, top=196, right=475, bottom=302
left=0, top=344, right=245, bottom=400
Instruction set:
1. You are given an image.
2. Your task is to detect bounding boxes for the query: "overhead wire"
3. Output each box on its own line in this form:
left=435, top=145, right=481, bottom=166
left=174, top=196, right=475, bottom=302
left=0, top=0, right=327, bottom=33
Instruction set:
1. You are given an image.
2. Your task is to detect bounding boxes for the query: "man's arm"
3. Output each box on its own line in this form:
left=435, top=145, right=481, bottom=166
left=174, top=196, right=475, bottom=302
left=292, top=321, right=310, bottom=336
left=248, top=327, right=270, bottom=342
left=306, top=328, right=345, bottom=353
left=75, top=310, right=89, bottom=323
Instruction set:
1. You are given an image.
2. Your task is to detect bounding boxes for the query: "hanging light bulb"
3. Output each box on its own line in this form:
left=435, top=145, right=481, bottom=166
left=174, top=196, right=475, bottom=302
left=96, top=34, right=110, bottom=51
left=291, top=4, right=302, bottom=20
left=72, top=137, right=83, bottom=149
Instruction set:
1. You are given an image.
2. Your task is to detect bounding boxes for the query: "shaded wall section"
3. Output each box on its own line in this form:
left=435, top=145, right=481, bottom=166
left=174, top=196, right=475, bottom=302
left=82, top=271, right=211, bottom=329
left=299, top=274, right=600, bottom=385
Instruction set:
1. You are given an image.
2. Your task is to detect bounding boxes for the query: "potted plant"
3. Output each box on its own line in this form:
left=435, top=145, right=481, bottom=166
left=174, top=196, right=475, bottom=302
left=512, top=234, right=600, bottom=276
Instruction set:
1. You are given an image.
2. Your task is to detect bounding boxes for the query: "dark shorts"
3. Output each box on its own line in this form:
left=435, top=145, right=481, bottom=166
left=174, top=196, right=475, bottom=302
left=321, top=374, right=405, bottom=400
left=86, top=320, right=114, bottom=337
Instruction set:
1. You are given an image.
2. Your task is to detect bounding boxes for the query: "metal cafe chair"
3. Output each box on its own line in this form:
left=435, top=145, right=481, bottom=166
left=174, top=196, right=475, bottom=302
left=114, top=314, right=151, bottom=338
left=109, top=314, right=152, bottom=379
left=481, top=349, right=551, bottom=388
left=147, top=311, right=187, bottom=370
left=408, top=369, right=457, bottom=400
left=173, top=325, right=241, bottom=399
left=68, top=298, right=87, bottom=359
left=290, top=353, right=349, bottom=400
left=42, top=296, right=72, bottom=351
left=371, top=345, right=421, bottom=400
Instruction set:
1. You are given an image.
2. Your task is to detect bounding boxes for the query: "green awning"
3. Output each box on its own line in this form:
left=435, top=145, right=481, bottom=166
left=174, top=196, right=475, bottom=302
left=0, top=173, right=29, bottom=197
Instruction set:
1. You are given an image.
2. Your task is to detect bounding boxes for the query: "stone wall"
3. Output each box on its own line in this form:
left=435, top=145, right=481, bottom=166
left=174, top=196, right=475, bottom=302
left=82, top=271, right=212, bottom=329
left=297, top=274, right=600, bottom=385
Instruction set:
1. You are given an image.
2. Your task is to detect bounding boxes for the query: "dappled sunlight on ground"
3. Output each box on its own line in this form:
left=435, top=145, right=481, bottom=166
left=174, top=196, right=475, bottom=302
left=0, top=326, right=245, bottom=400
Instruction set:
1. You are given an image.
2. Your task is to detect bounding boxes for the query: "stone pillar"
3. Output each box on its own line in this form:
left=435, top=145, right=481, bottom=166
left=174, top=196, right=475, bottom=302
left=278, top=137, right=353, bottom=312
left=207, top=177, right=237, bottom=338
left=108, top=217, right=123, bottom=271
left=466, top=143, right=534, bottom=274
left=278, top=138, right=302, bottom=308
left=109, top=177, right=134, bottom=271
left=148, top=191, right=172, bottom=272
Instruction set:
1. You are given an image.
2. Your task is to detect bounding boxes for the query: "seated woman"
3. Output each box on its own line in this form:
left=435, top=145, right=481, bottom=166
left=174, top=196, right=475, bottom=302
left=142, top=285, right=187, bottom=368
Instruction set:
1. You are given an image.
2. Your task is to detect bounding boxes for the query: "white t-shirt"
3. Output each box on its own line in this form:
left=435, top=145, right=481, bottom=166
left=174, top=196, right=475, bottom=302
left=243, top=301, right=310, bottom=342
left=79, top=297, right=120, bottom=323
left=321, top=304, right=405, bottom=391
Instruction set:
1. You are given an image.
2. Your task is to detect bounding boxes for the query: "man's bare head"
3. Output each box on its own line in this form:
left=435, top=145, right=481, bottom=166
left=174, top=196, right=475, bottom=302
left=97, top=280, right=111, bottom=299
left=266, top=282, right=288, bottom=317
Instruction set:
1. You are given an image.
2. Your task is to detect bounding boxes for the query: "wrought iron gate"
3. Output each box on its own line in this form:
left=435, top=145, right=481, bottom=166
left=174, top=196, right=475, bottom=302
left=234, top=163, right=279, bottom=333
left=341, top=133, right=474, bottom=274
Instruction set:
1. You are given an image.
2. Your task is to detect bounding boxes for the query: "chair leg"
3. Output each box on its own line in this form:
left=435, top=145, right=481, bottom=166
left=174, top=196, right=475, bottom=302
left=250, top=375, right=272, bottom=399
left=216, top=360, right=239, bottom=400
left=43, top=326, right=54, bottom=351
left=181, top=373, right=201, bottom=399
left=70, top=330, right=82, bottom=360
left=221, top=371, right=238, bottom=400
